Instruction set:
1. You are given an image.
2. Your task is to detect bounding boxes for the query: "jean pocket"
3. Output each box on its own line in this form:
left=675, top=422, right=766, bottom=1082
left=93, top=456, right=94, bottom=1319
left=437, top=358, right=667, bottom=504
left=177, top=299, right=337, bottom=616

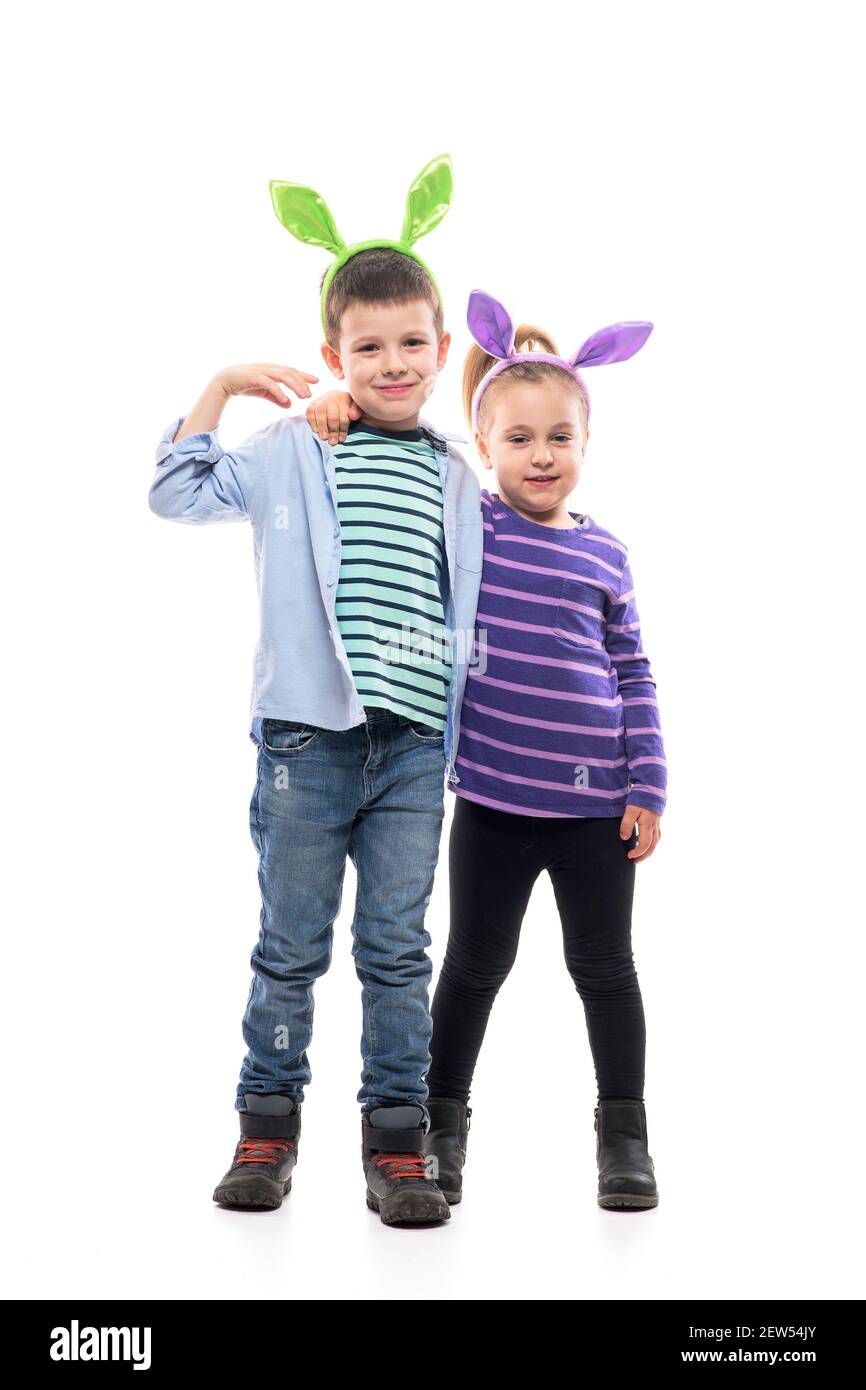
left=403, top=717, right=445, bottom=744
left=261, top=718, right=320, bottom=753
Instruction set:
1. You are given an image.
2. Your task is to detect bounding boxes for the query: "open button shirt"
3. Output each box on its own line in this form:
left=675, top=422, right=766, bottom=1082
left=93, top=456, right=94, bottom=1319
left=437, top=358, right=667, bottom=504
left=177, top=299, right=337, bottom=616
left=150, top=411, right=483, bottom=785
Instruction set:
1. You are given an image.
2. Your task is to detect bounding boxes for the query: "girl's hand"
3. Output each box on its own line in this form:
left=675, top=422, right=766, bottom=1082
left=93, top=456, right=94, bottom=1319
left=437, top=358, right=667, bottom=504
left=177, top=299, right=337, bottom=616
left=620, top=806, right=662, bottom=861
left=212, top=364, right=320, bottom=408
left=305, top=390, right=362, bottom=444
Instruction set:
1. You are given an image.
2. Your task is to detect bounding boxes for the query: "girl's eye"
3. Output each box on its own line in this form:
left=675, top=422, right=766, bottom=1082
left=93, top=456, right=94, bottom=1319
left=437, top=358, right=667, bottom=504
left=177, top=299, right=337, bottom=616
left=508, top=434, right=572, bottom=444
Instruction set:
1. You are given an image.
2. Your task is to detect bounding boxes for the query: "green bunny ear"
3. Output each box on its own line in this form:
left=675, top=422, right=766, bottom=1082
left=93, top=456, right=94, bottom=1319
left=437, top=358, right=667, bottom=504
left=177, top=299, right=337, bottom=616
left=269, top=181, right=346, bottom=255
left=400, top=152, right=453, bottom=246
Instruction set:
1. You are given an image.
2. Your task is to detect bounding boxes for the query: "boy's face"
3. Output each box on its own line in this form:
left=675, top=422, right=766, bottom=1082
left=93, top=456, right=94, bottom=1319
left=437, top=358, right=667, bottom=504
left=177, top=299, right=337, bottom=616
left=321, top=298, right=450, bottom=429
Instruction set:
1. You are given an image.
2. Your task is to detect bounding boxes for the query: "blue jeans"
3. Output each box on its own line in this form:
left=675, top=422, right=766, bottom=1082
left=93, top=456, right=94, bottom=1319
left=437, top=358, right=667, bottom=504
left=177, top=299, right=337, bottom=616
left=236, top=707, right=446, bottom=1118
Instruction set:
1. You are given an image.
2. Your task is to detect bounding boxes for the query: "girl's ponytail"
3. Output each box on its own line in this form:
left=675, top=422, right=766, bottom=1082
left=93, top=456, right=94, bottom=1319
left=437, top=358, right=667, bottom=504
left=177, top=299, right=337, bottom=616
left=462, top=321, right=589, bottom=434
left=512, top=323, right=560, bottom=356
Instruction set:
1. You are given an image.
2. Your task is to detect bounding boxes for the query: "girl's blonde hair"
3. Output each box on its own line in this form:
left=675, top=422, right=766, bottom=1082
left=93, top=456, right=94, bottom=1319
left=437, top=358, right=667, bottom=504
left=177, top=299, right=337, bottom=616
left=462, top=323, right=590, bottom=436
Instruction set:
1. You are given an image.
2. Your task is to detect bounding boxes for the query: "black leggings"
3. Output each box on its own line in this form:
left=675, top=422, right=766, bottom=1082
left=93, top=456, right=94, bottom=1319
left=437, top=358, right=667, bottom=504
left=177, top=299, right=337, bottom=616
left=426, top=795, right=646, bottom=1105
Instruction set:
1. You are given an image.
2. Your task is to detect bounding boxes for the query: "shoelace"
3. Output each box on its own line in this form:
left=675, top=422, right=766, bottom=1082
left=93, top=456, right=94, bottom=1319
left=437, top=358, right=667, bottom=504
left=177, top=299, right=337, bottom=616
left=235, top=1137, right=293, bottom=1167
left=373, top=1152, right=429, bottom=1183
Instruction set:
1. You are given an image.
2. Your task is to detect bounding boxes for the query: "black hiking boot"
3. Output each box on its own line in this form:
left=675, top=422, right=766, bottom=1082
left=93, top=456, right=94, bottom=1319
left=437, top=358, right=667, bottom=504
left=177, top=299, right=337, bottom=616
left=212, top=1093, right=301, bottom=1210
left=421, top=1097, right=471, bottom=1204
left=595, top=1097, right=659, bottom=1210
left=362, top=1105, right=450, bottom=1226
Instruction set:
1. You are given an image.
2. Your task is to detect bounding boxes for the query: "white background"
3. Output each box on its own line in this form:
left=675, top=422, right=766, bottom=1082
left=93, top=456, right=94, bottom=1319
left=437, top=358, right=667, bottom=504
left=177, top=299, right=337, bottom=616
left=2, top=0, right=863, bottom=1301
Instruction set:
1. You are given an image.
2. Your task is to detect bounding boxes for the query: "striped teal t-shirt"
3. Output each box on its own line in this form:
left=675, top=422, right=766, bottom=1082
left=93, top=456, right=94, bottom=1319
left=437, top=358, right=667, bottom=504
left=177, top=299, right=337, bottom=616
left=332, top=420, right=452, bottom=731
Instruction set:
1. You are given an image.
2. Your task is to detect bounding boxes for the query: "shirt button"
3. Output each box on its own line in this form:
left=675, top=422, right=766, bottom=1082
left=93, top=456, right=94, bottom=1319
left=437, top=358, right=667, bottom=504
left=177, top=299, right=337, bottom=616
left=333, top=527, right=340, bottom=538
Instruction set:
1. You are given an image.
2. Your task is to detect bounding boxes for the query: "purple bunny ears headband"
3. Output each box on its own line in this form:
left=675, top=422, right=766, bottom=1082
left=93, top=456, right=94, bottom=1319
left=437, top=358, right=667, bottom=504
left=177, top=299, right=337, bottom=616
left=467, top=289, right=654, bottom=432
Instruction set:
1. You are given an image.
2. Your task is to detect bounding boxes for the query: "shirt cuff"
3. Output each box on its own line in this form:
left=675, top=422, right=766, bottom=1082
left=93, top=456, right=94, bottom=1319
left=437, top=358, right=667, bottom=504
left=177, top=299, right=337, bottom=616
left=626, top=789, right=666, bottom=816
left=156, top=416, right=222, bottom=466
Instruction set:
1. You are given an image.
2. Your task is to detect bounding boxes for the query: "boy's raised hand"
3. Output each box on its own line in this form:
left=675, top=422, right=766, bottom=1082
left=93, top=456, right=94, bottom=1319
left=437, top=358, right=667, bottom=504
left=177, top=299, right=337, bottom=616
left=214, top=364, right=320, bottom=407
left=305, top=390, right=362, bottom=444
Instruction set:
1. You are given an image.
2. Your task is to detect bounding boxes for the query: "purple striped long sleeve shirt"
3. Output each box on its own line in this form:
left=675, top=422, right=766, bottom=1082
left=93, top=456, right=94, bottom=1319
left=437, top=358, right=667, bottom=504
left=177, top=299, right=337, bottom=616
left=448, top=489, right=668, bottom=819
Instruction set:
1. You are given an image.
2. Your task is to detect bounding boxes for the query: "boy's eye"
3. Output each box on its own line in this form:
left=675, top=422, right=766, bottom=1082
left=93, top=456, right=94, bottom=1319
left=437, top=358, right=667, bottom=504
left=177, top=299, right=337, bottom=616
left=357, top=339, right=424, bottom=352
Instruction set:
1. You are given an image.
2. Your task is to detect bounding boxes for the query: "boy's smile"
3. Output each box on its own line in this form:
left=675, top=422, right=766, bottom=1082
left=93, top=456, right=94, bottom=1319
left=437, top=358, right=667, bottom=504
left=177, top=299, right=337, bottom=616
left=321, top=298, right=450, bottom=431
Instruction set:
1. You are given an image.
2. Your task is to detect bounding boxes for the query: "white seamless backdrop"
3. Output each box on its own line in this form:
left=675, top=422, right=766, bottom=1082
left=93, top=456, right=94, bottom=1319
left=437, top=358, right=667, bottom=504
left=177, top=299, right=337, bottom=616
left=1, top=0, right=862, bottom=1302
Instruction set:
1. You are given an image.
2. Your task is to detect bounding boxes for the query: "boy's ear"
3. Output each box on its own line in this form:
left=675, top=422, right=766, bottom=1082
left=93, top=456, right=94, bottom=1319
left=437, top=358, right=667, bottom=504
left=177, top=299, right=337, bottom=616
left=320, top=340, right=345, bottom=379
left=436, top=330, right=451, bottom=371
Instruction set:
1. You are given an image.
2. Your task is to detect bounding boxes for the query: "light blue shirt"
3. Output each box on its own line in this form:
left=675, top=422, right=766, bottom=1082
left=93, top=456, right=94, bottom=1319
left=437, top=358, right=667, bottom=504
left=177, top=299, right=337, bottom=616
left=149, top=412, right=483, bottom=785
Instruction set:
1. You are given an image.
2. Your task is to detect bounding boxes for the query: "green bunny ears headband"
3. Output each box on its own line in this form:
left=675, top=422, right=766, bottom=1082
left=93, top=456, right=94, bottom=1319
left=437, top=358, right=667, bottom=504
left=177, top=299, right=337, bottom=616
left=269, top=153, right=453, bottom=335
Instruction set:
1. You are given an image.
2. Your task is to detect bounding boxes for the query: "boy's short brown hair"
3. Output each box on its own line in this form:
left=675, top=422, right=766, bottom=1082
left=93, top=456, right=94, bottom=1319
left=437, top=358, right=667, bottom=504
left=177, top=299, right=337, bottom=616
left=320, top=248, right=444, bottom=349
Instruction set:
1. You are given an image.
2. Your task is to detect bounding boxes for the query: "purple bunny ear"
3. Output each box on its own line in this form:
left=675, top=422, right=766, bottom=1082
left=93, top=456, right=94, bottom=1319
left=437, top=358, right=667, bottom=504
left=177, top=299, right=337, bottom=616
left=467, top=289, right=516, bottom=360
left=570, top=321, right=653, bottom=369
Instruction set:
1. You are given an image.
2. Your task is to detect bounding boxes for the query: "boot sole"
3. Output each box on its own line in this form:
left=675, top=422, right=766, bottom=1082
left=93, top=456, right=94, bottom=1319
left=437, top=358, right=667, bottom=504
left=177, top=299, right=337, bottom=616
left=213, top=1176, right=292, bottom=1210
left=366, top=1191, right=451, bottom=1225
left=598, top=1190, right=658, bottom=1210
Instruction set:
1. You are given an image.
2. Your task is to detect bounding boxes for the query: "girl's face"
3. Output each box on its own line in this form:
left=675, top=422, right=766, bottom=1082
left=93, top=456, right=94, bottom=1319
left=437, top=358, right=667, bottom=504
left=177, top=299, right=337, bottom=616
left=475, top=380, right=588, bottom=527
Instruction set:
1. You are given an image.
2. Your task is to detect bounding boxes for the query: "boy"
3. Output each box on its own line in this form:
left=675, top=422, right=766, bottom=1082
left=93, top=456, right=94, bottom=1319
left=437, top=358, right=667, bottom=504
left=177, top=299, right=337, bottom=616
left=148, top=156, right=482, bottom=1226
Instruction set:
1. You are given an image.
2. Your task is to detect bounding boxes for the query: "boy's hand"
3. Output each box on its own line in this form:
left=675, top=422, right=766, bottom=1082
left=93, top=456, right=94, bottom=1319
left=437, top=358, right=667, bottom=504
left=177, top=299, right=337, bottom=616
left=213, top=364, right=320, bottom=408
left=305, top=390, right=362, bottom=444
left=620, top=805, right=662, bottom=861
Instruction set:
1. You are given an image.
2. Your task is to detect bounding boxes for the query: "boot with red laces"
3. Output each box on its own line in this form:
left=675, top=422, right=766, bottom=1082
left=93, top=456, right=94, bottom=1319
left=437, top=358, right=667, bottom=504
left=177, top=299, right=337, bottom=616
left=362, top=1105, right=450, bottom=1226
left=213, top=1093, right=301, bottom=1210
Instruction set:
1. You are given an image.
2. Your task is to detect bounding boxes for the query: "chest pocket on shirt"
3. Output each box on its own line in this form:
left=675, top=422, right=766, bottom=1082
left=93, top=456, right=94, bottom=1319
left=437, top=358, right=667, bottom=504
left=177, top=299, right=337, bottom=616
left=554, top=577, right=606, bottom=644
left=455, top=518, right=483, bottom=572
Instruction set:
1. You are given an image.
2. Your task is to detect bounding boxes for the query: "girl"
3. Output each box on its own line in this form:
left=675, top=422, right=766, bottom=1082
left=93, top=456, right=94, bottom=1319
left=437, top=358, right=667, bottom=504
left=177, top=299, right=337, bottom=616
left=306, top=289, right=667, bottom=1211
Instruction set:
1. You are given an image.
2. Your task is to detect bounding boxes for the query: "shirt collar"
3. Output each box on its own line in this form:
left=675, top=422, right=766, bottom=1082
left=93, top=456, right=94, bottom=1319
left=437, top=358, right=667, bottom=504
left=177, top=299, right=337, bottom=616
left=418, top=416, right=469, bottom=446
